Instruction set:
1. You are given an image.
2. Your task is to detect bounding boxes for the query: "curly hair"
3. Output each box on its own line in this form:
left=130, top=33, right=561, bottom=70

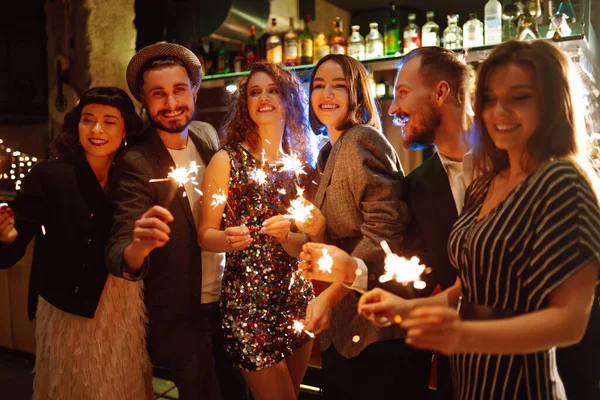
left=51, top=87, right=143, bottom=158
left=308, top=54, right=381, bottom=134
left=220, top=62, right=316, bottom=166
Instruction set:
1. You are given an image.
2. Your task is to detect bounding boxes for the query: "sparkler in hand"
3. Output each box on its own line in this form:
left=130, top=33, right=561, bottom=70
left=292, top=320, right=315, bottom=338
left=378, top=240, right=427, bottom=289
left=284, top=187, right=314, bottom=224
left=278, top=152, right=307, bottom=179
left=317, top=248, right=333, bottom=274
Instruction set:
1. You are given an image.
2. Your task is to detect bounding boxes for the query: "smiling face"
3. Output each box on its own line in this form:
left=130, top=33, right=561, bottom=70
left=388, top=56, right=441, bottom=149
left=246, top=71, right=285, bottom=128
left=310, top=60, right=349, bottom=133
left=481, top=62, right=540, bottom=157
left=78, top=104, right=126, bottom=159
left=140, top=64, right=197, bottom=134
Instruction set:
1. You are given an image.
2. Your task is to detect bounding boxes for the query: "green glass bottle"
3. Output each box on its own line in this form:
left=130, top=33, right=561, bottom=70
left=384, top=3, right=399, bottom=55
left=299, top=15, right=314, bottom=65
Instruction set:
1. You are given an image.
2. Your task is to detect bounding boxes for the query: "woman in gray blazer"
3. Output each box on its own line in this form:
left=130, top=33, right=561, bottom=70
left=301, top=54, right=413, bottom=399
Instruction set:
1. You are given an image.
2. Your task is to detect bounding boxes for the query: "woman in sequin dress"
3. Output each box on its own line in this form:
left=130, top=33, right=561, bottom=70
left=198, top=62, right=317, bottom=400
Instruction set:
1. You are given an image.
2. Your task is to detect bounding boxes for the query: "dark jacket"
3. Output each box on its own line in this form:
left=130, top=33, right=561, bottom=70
left=0, top=155, right=113, bottom=320
left=105, top=121, right=218, bottom=370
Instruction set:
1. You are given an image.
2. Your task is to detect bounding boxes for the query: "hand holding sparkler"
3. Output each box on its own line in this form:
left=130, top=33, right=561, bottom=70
left=299, top=243, right=359, bottom=285
left=296, top=201, right=326, bottom=241
left=0, top=204, right=17, bottom=243
left=357, top=287, right=411, bottom=328
left=260, top=215, right=292, bottom=243
left=292, top=320, right=315, bottom=339
left=302, top=294, right=333, bottom=335
left=223, top=225, right=253, bottom=251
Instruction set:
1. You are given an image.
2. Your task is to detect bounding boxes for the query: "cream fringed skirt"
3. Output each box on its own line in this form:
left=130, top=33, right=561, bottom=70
left=33, top=275, right=154, bottom=400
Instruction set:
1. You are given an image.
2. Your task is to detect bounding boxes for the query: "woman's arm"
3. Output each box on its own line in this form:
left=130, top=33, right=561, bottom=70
left=402, top=263, right=598, bottom=355
left=198, top=150, right=252, bottom=252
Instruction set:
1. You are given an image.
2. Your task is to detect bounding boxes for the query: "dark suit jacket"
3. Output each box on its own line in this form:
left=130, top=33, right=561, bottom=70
left=0, top=155, right=113, bottom=320
left=106, top=121, right=218, bottom=370
left=400, top=152, right=458, bottom=298
left=314, top=124, right=409, bottom=358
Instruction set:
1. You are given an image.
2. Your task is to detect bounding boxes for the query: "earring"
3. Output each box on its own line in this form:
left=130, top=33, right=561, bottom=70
left=123, top=139, right=128, bottom=148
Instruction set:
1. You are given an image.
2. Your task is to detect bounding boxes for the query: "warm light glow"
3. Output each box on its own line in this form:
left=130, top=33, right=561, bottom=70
left=317, top=248, right=333, bottom=274
left=292, top=320, right=315, bottom=338
left=378, top=240, right=427, bottom=287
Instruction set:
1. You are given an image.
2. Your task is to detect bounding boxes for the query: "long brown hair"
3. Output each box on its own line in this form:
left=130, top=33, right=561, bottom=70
left=308, top=54, right=381, bottom=134
left=472, top=40, right=585, bottom=176
left=220, top=62, right=316, bottom=166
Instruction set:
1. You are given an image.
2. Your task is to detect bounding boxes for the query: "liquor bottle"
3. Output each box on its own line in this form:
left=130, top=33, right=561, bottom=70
left=403, top=13, right=421, bottom=54
left=384, top=2, right=400, bottom=55
left=421, top=11, right=440, bottom=46
left=206, top=41, right=217, bottom=75
left=347, top=25, right=366, bottom=60
left=556, top=1, right=576, bottom=23
left=266, top=18, right=282, bottom=64
left=233, top=43, right=245, bottom=73
left=299, top=15, right=314, bottom=65
left=443, top=14, right=463, bottom=49
left=245, top=25, right=258, bottom=70
left=330, top=17, right=347, bottom=54
left=216, top=41, right=230, bottom=74
left=365, top=22, right=384, bottom=59
left=284, top=17, right=299, bottom=66
left=313, top=32, right=330, bottom=63
left=484, top=0, right=503, bottom=45
left=463, top=12, right=484, bottom=48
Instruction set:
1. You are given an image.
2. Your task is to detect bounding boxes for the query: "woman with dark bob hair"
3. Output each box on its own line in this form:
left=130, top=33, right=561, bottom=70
left=0, top=87, right=152, bottom=399
left=198, top=62, right=317, bottom=400
left=359, top=40, right=600, bottom=399
left=298, top=54, right=409, bottom=399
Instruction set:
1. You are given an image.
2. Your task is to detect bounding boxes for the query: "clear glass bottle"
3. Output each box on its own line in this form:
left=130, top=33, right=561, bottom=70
left=403, top=13, right=421, bottom=54
left=365, top=22, right=384, bottom=59
left=484, top=0, right=503, bottom=45
left=421, top=11, right=440, bottom=46
left=299, top=14, right=314, bottom=65
left=284, top=17, right=299, bottom=66
left=347, top=25, right=366, bottom=60
left=443, top=14, right=463, bottom=50
left=266, top=18, right=282, bottom=64
left=330, top=17, right=347, bottom=54
left=463, top=12, right=484, bottom=48
left=556, top=0, right=576, bottom=23
left=313, top=32, right=330, bottom=63
left=384, top=2, right=400, bottom=55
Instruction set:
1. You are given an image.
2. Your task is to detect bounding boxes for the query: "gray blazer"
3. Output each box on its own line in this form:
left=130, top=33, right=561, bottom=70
left=314, top=124, right=409, bottom=358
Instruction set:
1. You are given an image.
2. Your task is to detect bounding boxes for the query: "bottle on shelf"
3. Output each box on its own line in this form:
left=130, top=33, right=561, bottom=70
left=403, top=13, right=421, bottom=55
left=502, top=2, right=521, bottom=42
left=422, top=11, right=440, bottom=46
left=484, top=0, right=503, bottom=45
left=348, top=25, right=366, bottom=60
left=245, top=25, right=258, bottom=70
left=233, top=43, right=245, bottom=73
left=313, top=32, right=330, bottom=63
left=299, top=14, right=314, bottom=65
left=463, top=12, right=484, bottom=48
left=217, top=41, right=230, bottom=74
left=206, top=41, right=217, bottom=75
left=330, top=17, right=347, bottom=54
left=365, top=22, right=384, bottom=59
left=443, top=14, right=463, bottom=50
left=266, top=18, right=282, bottom=64
left=284, top=17, right=299, bottom=66
left=384, top=2, right=400, bottom=55
left=556, top=1, right=576, bottom=23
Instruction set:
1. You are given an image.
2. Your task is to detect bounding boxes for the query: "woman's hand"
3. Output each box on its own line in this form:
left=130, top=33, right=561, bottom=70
left=297, top=202, right=326, bottom=241
left=401, top=306, right=463, bottom=355
left=298, top=242, right=358, bottom=284
left=302, top=293, right=334, bottom=335
left=0, top=205, right=18, bottom=243
left=260, top=215, right=291, bottom=243
left=358, top=288, right=412, bottom=327
left=224, top=225, right=253, bottom=250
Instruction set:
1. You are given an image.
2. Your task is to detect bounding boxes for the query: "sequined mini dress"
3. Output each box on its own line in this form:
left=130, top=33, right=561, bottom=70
left=220, top=144, right=315, bottom=371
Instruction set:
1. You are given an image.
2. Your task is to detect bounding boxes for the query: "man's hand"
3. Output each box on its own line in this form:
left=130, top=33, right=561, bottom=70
left=299, top=242, right=358, bottom=284
left=302, top=293, right=334, bottom=335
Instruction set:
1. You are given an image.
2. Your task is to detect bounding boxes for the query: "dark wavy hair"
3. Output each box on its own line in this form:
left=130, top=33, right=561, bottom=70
left=308, top=54, right=381, bottom=134
left=51, top=87, right=143, bottom=158
left=221, top=61, right=316, bottom=166
left=472, top=40, right=590, bottom=177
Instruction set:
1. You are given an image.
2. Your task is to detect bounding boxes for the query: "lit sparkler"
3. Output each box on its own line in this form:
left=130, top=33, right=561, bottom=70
left=292, top=320, right=315, bottom=338
left=149, top=162, right=201, bottom=206
left=317, top=248, right=333, bottom=274
left=378, top=240, right=426, bottom=289
left=284, top=187, right=314, bottom=223
left=278, top=152, right=306, bottom=178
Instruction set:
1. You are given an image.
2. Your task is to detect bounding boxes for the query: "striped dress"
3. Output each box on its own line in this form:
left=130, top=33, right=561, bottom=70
left=448, top=159, right=600, bottom=399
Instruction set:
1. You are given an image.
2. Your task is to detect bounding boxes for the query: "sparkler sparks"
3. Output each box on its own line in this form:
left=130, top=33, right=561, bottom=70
left=149, top=161, right=200, bottom=186
left=292, top=320, right=315, bottom=338
left=278, top=152, right=306, bottom=177
left=248, top=167, right=268, bottom=186
left=211, top=188, right=228, bottom=208
left=378, top=241, right=426, bottom=288
left=317, top=248, right=333, bottom=274
left=284, top=187, right=314, bottom=223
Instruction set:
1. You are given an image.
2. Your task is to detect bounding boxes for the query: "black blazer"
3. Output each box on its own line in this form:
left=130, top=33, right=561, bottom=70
left=0, top=155, right=113, bottom=320
left=398, top=152, right=458, bottom=298
left=105, top=121, right=218, bottom=369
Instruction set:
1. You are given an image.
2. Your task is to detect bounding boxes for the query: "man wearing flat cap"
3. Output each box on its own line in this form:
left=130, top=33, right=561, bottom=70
left=106, top=42, right=246, bottom=400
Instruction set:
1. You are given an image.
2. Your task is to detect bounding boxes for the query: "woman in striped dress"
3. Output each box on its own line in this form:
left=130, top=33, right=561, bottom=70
left=358, top=40, right=600, bottom=399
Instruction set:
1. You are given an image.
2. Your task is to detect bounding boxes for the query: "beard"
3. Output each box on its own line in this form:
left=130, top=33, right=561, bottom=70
left=147, top=105, right=196, bottom=134
left=398, top=104, right=441, bottom=150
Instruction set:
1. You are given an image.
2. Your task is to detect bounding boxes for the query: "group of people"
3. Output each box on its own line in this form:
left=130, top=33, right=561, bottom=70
left=0, top=37, right=598, bottom=400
